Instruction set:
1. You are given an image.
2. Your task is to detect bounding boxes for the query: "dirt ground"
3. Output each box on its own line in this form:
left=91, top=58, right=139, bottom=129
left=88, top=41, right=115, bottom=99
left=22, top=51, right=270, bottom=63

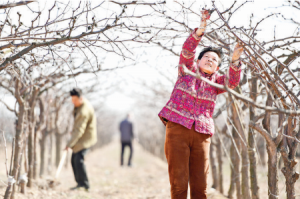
left=0, top=140, right=227, bottom=199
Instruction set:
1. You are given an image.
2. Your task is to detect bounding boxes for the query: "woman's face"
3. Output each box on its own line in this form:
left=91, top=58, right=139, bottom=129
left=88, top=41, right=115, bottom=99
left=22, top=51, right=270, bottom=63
left=197, top=51, right=220, bottom=74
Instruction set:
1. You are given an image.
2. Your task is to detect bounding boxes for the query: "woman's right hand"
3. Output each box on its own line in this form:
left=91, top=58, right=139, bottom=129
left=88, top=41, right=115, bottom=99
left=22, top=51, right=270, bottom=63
left=201, top=9, right=211, bottom=21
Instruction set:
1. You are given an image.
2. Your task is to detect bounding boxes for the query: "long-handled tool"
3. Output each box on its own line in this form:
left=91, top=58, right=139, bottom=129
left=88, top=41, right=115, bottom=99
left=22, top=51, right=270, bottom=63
left=48, top=150, right=68, bottom=188
left=55, top=150, right=68, bottom=179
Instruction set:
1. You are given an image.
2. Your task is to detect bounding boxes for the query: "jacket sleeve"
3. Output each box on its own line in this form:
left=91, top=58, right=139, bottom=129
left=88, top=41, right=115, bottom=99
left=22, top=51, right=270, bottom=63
left=178, top=28, right=204, bottom=77
left=67, top=112, right=89, bottom=148
left=216, top=62, right=242, bottom=95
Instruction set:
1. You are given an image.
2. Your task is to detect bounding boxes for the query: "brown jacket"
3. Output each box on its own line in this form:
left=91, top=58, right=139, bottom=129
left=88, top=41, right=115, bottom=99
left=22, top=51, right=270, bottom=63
left=67, top=99, right=97, bottom=153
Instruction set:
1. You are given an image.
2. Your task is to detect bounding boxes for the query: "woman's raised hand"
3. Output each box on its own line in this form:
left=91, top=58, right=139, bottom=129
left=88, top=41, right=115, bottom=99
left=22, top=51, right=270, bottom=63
left=201, top=9, right=212, bottom=21
left=232, top=43, right=244, bottom=62
left=197, top=9, right=213, bottom=36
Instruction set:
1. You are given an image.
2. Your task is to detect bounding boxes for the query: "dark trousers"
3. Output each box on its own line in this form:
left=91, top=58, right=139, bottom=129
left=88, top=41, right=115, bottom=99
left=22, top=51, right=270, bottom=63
left=165, top=121, right=211, bottom=199
left=121, top=141, right=133, bottom=166
left=71, top=148, right=89, bottom=189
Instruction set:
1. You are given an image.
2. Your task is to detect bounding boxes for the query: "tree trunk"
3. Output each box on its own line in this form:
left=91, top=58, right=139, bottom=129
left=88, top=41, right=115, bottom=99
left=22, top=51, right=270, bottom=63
left=55, top=133, right=62, bottom=167
left=248, top=74, right=260, bottom=199
left=27, top=87, right=38, bottom=186
left=216, top=136, right=223, bottom=193
left=37, top=97, right=46, bottom=178
left=228, top=142, right=236, bottom=199
left=248, top=127, right=260, bottom=199
left=47, top=133, right=53, bottom=174
left=4, top=80, right=25, bottom=199
left=267, top=146, right=280, bottom=199
left=33, top=129, right=38, bottom=179
left=209, top=141, right=218, bottom=189
left=20, top=180, right=26, bottom=194
left=20, top=136, right=28, bottom=195
left=230, top=92, right=250, bottom=199
left=241, top=145, right=250, bottom=199
left=280, top=118, right=300, bottom=199
left=264, top=94, right=280, bottom=199
left=9, top=138, right=16, bottom=199
left=27, top=126, right=33, bottom=187
left=281, top=153, right=299, bottom=199
left=20, top=148, right=27, bottom=194
left=17, top=152, right=23, bottom=193
left=39, top=131, right=47, bottom=177
left=257, top=137, right=267, bottom=166
left=233, top=127, right=242, bottom=199
left=39, top=108, right=50, bottom=178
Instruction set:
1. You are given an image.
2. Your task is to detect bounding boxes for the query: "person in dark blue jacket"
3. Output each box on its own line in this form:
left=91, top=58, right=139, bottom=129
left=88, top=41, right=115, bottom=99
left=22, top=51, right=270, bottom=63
left=119, top=114, right=134, bottom=166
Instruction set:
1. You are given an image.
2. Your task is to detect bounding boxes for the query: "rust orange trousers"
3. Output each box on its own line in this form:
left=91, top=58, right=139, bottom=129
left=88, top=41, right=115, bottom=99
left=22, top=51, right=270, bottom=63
left=165, top=121, right=211, bottom=199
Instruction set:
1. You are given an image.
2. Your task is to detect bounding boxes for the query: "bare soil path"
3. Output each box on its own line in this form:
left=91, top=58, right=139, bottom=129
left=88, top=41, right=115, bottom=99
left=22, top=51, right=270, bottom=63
left=0, top=140, right=226, bottom=199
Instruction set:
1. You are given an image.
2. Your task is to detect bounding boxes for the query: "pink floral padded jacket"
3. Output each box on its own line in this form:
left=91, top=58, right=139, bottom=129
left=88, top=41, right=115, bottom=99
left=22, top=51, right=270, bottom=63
left=158, top=28, right=241, bottom=136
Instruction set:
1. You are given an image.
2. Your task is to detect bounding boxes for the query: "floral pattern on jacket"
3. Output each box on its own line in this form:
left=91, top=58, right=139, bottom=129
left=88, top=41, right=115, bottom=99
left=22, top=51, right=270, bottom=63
left=158, top=28, right=241, bottom=136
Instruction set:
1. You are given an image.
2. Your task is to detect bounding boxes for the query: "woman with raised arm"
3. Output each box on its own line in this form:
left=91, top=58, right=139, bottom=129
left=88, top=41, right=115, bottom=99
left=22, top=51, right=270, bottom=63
left=158, top=10, right=243, bottom=199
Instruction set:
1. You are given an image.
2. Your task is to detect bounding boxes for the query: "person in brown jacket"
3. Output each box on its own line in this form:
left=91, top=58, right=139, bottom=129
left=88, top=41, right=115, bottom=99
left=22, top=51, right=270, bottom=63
left=65, top=88, right=97, bottom=191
